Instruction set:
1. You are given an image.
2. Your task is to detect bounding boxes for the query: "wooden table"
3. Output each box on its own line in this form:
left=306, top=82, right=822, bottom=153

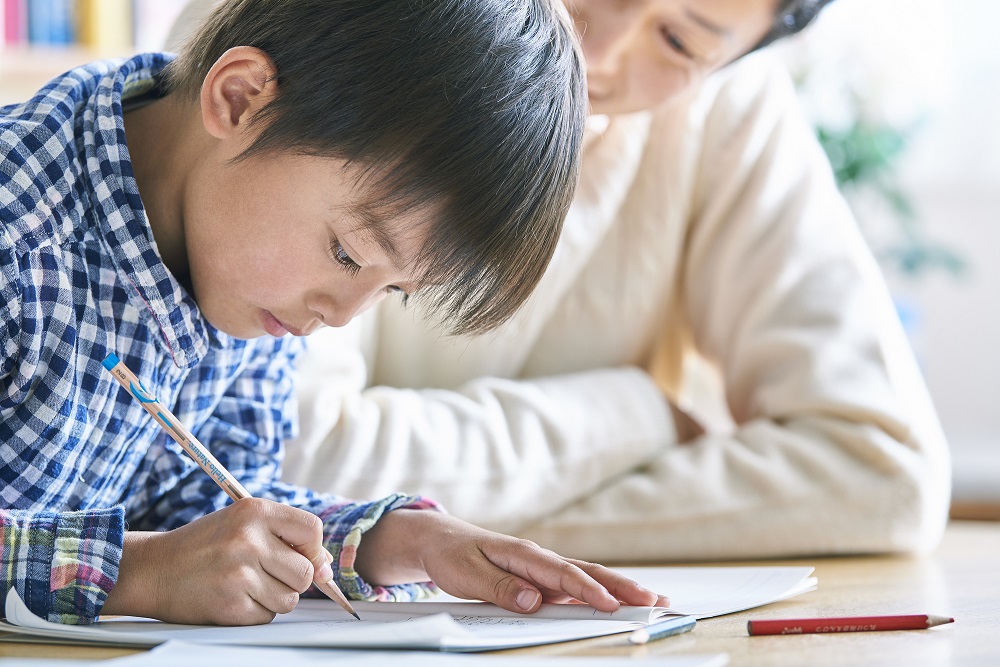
left=2, top=520, right=997, bottom=665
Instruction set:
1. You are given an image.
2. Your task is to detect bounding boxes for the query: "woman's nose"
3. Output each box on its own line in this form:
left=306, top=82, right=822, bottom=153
left=580, top=16, right=638, bottom=78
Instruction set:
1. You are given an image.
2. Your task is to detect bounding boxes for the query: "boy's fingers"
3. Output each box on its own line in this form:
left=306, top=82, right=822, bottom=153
left=249, top=571, right=303, bottom=616
left=262, top=534, right=319, bottom=594
left=289, top=543, right=333, bottom=585
left=232, top=596, right=279, bottom=627
left=474, top=565, right=543, bottom=614
left=487, top=541, right=619, bottom=612
left=266, top=502, right=324, bottom=551
left=261, top=502, right=332, bottom=583
left=565, top=559, right=667, bottom=607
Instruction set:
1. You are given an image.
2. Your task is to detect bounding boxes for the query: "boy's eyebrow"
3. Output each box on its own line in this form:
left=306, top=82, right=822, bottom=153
left=684, top=8, right=732, bottom=37
left=343, top=203, right=404, bottom=270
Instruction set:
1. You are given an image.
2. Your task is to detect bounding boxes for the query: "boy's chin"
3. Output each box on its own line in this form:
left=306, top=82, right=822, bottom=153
left=198, top=308, right=267, bottom=340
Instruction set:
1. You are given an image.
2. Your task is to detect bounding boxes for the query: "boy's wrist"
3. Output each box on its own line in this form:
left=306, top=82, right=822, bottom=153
left=102, top=532, right=163, bottom=618
left=354, top=509, right=435, bottom=586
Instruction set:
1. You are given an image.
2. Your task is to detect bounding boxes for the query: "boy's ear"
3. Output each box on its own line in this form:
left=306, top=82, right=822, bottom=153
left=199, top=46, right=278, bottom=142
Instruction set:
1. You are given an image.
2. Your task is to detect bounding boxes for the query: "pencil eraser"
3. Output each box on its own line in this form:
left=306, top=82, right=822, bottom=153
left=102, top=353, right=120, bottom=371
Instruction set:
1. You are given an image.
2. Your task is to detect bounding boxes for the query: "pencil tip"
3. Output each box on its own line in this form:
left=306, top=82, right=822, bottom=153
left=351, top=611, right=361, bottom=621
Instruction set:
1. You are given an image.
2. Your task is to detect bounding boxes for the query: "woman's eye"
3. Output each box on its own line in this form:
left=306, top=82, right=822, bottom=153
left=329, top=238, right=361, bottom=276
left=660, top=26, right=691, bottom=58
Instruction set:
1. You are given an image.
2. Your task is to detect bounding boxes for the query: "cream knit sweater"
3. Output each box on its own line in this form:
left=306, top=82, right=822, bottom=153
left=282, top=54, right=951, bottom=561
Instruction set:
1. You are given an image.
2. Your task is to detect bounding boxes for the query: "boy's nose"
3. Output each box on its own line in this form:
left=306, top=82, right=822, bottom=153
left=319, top=289, right=390, bottom=328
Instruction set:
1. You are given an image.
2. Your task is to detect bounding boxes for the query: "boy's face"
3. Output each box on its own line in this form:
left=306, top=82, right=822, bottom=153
left=183, top=151, right=430, bottom=339
left=565, top=0, right=776, bottom=115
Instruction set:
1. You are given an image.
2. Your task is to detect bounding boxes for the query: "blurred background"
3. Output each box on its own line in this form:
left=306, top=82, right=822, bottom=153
left=774, top=0, right=1000, bottom=519
left=2, top=0, right=997, bottom=517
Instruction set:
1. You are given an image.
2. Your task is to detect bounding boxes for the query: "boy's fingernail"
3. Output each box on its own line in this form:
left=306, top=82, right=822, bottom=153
left=516, top=590, right=540, bottom=611
left=318, top=562, right=334, bottom=582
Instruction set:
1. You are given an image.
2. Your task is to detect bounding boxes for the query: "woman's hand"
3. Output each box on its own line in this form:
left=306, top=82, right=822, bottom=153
left=103, top=498, right=332, bottom=625
left=354, top=509, right=669, bottom=613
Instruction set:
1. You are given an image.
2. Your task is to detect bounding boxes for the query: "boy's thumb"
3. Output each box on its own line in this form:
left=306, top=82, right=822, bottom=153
left=314, top=548, right=334, bottom=583
left=514, top=588, right=542, bottom=612
left=486, top=572, right=541, bottom=613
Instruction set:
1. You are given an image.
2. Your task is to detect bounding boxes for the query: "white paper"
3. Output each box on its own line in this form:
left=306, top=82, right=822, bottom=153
left=0, top=565, right=813, bottom=651
left=1, top=591, right=675, bottom=651
left=616, top=566, right=817, bottom=618
left=428, top=566, right=817, bottom=619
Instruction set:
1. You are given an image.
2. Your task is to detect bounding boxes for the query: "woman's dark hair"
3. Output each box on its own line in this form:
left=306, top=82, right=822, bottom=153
left=754, top=0, right=837, bottom=51
left=165, top=0, right=585, bottom=335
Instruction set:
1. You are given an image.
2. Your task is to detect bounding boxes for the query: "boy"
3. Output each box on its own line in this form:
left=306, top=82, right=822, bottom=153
left=0, top=0, right=664, bottom=625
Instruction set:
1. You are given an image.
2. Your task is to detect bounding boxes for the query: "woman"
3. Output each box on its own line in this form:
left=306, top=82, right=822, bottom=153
left=176, top=0, right=950, bottom=561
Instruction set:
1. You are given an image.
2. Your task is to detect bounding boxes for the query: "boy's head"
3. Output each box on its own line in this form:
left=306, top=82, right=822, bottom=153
left=564, top=0, right=835, bottom=116
left=158, top=0, right=585, bottom=338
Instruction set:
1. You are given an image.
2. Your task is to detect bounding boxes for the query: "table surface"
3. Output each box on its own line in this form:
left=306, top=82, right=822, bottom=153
left=1, top=520, right=997, bottom=666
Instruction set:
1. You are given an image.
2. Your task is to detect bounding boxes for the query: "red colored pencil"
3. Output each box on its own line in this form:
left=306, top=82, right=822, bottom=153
left=748, top=614, right=954, bottom=636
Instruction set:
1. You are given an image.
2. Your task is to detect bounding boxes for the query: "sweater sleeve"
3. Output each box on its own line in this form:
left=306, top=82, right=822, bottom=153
left=515, top=58, right=952, bottom=560
left=283, top=323, right=675, bottom=535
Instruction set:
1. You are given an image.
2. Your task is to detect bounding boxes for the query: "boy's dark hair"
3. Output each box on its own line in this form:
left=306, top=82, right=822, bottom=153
left=165, top=0, right=584, bottom=335
left=754, top=0, right=837, bottom=51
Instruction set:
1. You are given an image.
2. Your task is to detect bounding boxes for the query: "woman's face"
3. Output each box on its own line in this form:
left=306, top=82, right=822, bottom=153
left=565, top=0, right=778, bottom=115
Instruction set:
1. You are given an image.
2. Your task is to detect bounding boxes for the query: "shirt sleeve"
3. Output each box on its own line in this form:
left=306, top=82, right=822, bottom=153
left=0, top=508, right=124, bottom=625
left=126, top=336, right=439, bottom=601
left=1, top=246, right=125, bottom=624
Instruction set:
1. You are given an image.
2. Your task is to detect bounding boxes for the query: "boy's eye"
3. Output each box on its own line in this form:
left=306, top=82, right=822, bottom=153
left=659, top=26, right=691, bottom=58
left=329, top=237, right=361, bottom=276
left=387, top=284, right=410, bottom=306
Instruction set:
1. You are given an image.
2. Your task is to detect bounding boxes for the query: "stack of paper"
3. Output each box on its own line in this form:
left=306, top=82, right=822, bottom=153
left=0, top=566, right=815, bottom=652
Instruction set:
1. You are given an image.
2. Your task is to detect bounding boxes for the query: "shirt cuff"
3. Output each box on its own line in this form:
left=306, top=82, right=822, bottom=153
left=9, top=507, right=125, bottom=624
left=319, top=494, right=441, bottom=601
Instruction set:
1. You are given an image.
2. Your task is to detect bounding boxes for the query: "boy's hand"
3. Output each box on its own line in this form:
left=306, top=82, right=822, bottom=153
left=355, top=510, right=669, bottom=614
left=103, top=498, right=332, bottom=625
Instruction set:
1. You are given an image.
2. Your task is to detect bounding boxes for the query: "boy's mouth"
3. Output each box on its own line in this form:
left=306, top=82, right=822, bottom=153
left=262, top=310, right=290, bottom=337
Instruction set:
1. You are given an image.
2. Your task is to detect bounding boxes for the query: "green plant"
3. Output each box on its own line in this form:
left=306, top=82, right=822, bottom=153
left=816, top=119, right=966, bottom=279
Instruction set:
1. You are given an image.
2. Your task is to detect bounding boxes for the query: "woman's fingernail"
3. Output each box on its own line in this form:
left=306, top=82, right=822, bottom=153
left=318, top=562, right=334, bottom=582
left=516, top=589, right=540, bottom=611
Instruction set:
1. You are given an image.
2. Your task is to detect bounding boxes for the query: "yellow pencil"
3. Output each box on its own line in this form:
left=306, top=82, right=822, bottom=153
left=102, top=352, right=360, bottom=620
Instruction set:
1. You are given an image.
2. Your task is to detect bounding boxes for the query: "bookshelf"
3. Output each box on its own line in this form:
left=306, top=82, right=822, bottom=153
left=1, top=0, right=189, bottom=105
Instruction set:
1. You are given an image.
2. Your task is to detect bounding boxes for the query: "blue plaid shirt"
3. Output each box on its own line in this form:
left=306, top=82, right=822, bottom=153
left=1, top=53, right=433, bottom=625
